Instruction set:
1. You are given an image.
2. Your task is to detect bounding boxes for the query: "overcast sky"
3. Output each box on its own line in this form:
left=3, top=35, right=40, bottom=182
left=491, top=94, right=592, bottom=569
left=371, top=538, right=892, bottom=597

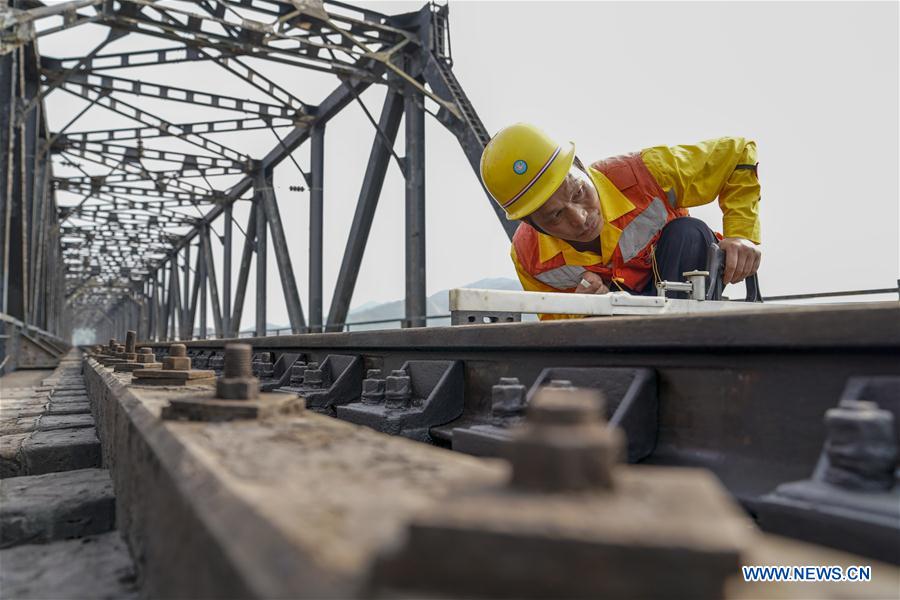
left=42, top=1, right=899, bottom=331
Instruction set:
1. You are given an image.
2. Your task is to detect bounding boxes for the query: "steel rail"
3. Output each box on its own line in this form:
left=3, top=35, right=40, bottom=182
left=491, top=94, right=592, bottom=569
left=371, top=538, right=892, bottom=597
left=763, top=286, right=900, bottom=301
left=132, top=302, right=900, bottom=546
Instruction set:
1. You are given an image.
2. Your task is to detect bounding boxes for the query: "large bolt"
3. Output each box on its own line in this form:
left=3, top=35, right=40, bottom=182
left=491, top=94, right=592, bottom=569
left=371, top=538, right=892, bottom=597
left=122, top=330, right=137, bottom=360
left=362, top=369, right=386, bottom=405
left=824, top=400, right=897, bottom=491
left=254, top=352, right=274, bottom=377
left=507, top=386, right=623, bottom=492
left=304, top=369, right=323, bottom=387
left=162, top=343, right=191, bottom=371
left=136, top=347, right=156, bottom=364
left=303, top=362, right=326, bottom=388
left=529, top=389, right=600, bottom=426
left=290, top=361, right=307, bottom=386
left=125, top=330, right=136, bottom=354
left=385, top=369, right=412, bottom=409
left=215, top=343, right=259, bottom=400
left=491, top=377, right=527, bottom=423
left=208, top=353, right=224, bottom=370
left=223, top=343, right=252, bottom=378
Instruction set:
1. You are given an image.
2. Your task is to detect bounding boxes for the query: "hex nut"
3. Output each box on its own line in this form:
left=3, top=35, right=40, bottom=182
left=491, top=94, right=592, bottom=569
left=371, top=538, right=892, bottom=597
left=491, top=376, right=527, bottom=420
left=290, top=362, right=307, bottom=385
left=163, top=356, right=191, bottom=370
left=256, top=361, right=274, bottom=378
left=362, top=376, right=386, bottom=405
left=216, top=377, right=259, bottom=400
left=209, top=354, right=224, bottom=370
left=508, top=386, right=623, bottom=492
left=212, top=344, right=259, bottom=400
left=385, top=370, right=412, bottom=409
left=136, top=347, right=156, bottom=364
left=825, top=401, right=897, bottom=490
left=527, top=387, right=602, bottom=426
left=304, top=368, right=325, bottom=387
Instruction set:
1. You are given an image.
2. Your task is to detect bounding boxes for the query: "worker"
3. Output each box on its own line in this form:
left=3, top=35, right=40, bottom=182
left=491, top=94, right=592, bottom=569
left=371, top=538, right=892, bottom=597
left=480, top=124, right=762, bottom=319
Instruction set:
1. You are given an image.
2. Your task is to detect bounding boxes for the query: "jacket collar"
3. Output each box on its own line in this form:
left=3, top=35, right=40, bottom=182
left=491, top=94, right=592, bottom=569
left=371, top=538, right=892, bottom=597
left=535, top=167, right=635, bottom=264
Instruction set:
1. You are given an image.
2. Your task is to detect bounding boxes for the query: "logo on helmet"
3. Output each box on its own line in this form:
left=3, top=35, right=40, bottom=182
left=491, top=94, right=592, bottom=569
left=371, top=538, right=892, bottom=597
left=513, top=160, right=528, bottom=175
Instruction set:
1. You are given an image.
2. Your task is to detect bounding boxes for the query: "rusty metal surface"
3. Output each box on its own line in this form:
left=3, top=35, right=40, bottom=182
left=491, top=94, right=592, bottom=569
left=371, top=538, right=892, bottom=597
left=128, top=302, right=900, bottom=566
left=80, top=354, right=900, bottom=598
left=82, top=355, right=507, bottom=599
left=148, top=303, right=900, bottom=493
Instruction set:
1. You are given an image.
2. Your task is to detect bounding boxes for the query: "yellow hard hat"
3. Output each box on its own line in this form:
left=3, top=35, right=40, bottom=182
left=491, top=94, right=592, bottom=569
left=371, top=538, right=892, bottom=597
left=480, top=123, right=576, bottom=220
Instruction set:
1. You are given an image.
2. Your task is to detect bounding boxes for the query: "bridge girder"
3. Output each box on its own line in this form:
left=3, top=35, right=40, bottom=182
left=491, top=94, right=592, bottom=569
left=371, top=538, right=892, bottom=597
left=0, top=0, right=507, bottom=355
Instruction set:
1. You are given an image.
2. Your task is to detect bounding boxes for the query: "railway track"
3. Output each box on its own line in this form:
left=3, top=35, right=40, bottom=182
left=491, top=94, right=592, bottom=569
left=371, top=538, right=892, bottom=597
left=121, top=301, right=900, bottom=568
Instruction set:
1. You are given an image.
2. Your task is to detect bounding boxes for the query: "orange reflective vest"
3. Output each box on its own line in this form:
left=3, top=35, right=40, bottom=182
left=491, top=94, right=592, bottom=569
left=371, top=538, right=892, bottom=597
left=512, top=152, right=690, bottom=294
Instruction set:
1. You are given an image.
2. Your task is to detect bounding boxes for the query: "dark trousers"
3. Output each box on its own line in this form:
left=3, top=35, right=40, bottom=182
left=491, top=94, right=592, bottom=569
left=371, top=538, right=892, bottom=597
left=638, top=217, right=716, bottom=296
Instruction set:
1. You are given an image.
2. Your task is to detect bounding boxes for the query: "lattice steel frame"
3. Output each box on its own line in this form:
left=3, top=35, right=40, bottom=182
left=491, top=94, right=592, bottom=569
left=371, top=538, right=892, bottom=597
left=0, top=0, right=514, bottom=353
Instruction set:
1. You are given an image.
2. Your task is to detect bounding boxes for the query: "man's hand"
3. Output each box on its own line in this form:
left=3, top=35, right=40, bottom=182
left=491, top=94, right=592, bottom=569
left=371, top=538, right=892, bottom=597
left=574, top=271, right=610, bottom=294
left=719, top=237, right=762, bottom=284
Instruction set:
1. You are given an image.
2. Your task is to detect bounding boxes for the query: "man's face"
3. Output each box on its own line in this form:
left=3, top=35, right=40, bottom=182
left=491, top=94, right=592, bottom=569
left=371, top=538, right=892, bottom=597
left=528, top=166, right=601, bottom=243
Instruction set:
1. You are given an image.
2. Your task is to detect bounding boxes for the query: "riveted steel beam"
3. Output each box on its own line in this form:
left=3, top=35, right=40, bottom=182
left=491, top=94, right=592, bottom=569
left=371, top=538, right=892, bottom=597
left=308, top=122, right=324, bottom=333
left=5, top=0, right=510, bottom=364
left=403, top=82, right=426, bottom=329
left=201, top=225, right=224, bottom=337
left=229, top=204, right=256, bottom=337
left=40, top=45, right=212, bottom=72
left=257, top=170, right=305, bottom=333
left=57, top=70, right=297, bottom=119
left=325, top=89, right=403, bottom=332
left=255, top=185, right=267, bottom=337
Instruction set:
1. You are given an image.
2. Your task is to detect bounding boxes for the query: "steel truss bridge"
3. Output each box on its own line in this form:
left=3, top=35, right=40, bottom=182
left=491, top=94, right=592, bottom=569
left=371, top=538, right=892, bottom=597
left=1, top=0, right=516, bottom=369
left=1, top=2, right=899, bottom=596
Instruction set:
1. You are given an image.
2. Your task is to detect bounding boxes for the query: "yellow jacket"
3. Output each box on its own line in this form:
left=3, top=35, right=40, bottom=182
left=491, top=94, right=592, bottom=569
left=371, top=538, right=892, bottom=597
left=511, top=137, right=760, bottom=316
left=641, top=137, right=760, bottom=243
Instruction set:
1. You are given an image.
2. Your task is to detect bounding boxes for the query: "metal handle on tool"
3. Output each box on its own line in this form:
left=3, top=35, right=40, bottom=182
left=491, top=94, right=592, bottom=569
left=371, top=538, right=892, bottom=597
left=706, top=243, right=763, bottom=302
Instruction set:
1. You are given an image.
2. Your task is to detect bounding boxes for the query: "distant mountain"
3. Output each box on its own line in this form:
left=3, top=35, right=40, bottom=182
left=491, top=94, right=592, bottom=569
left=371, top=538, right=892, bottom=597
left=211, top=322, right=291, bottom=337
left=349, top=300, right=380, bottom=313
left=231, top=277, right=526, bottom=334
left=344, top=277, right=523, bottom=330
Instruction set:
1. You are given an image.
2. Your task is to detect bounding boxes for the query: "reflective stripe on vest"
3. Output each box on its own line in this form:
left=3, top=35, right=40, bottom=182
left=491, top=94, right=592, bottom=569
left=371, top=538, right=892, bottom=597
left=618, top=197, right=668, bottom=262
left=534, top=264, right=587, bottom=289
